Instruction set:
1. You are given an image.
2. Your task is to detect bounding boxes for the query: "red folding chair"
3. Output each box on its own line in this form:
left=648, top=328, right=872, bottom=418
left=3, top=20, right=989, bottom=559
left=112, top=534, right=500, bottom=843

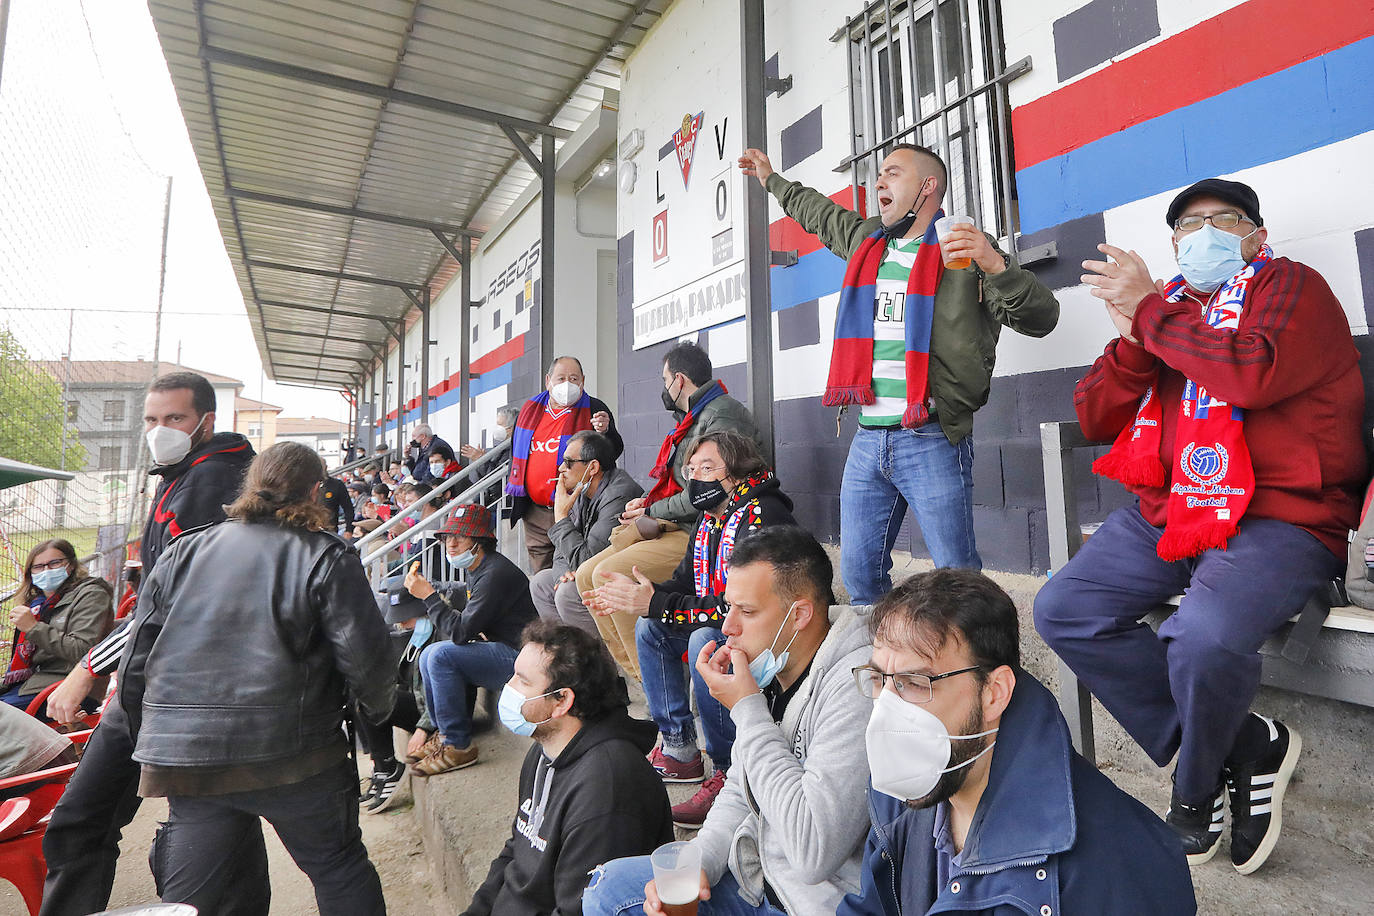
left=0, top=762, right=79, bottom=915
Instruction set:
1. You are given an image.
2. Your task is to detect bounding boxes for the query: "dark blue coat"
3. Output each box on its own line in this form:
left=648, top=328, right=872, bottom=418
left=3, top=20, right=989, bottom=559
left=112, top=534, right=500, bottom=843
left=836, top=670, right=1195, bottom=916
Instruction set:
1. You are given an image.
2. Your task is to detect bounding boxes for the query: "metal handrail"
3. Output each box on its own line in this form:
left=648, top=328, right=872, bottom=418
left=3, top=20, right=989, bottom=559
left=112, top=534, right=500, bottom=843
left=330, top=450, right=389, bottom=477
left=355, top=438, right=511, bottom=554
left=361, top=461, right=511, bottom=567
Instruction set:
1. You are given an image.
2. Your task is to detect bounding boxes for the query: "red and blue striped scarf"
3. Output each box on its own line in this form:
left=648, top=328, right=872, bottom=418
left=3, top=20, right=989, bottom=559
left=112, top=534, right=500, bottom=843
left=823, top=211, right=945, bottom=429
left=505, top=390, right=593, bottom=498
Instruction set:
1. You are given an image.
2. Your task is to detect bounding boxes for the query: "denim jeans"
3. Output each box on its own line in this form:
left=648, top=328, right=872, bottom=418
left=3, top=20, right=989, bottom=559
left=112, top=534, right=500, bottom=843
left=1034, top=505, right=1339, bottom=801
left=583, top=855, right=786, bottom=916
left=635, top=618, right=734, bottom=772
left=418, top=639, right=519, bottom=749
left=839, top=422, right=980, bottom=605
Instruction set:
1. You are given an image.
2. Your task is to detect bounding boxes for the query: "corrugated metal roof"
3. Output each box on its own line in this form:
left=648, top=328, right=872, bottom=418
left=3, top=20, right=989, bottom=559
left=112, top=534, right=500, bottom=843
left=146, top=0, right=665, bottom=390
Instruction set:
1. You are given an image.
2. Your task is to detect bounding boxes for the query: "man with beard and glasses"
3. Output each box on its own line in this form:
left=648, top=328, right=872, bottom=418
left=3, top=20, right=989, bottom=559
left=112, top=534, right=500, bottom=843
left=838, top=569, right=1194, bottom=916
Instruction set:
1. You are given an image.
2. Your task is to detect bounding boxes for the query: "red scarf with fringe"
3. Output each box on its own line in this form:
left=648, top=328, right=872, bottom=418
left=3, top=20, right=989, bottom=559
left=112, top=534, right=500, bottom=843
left=1093, top=247, right=1272, bottom=560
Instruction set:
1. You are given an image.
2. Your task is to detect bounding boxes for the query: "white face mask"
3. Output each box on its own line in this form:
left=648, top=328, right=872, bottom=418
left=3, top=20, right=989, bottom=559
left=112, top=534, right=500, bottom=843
left=146, top=415, right=206, bottom=466
left=429, top=462, right=446, bottom=477
left=492, top=425, right=510, bottom=442
left=865, top=688, right=998, bottom=802
left=550, top=381, right=582, bottom=406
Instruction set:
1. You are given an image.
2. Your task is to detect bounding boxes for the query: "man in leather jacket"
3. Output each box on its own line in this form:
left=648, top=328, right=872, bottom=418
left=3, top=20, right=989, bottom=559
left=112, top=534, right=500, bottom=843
left=118, top=441, right=395, bottom=915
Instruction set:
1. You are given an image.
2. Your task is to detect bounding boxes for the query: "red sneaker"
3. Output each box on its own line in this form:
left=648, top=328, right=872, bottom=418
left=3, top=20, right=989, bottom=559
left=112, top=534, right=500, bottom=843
left=647, top=746, right=705, bottom=783
left=673, top=770, right=726, bottom=828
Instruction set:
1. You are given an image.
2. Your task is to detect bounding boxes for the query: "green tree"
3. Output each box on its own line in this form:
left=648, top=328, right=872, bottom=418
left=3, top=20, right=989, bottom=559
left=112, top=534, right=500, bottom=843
left=0, top=325, right=87, bottom=470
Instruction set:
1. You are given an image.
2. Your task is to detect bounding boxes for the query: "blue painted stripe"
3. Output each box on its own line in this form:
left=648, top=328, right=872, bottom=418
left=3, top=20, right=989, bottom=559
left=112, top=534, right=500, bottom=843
left=1016, top=37, right=1374, bottom=234
left=770, top=247, right=847, bottom=312
left=380, top=367, right=512, bottom=434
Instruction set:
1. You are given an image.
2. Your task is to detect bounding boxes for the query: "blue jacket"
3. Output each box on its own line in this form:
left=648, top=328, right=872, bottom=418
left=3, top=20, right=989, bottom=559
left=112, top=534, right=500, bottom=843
left=837, top=670, right=1195, bottom=916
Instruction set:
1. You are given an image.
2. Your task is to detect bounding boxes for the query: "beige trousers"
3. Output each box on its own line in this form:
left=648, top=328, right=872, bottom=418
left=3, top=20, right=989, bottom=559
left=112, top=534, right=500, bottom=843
left=575, top=520, right=690, bottom=682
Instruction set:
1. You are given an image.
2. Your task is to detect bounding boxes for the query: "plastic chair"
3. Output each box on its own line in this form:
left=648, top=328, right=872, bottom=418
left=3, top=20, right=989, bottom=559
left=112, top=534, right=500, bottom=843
left=25, top=680, right=105, bottom=731
left=0, top=762, right=80, bottom=915
left=116, top=587, right=137, bottom=621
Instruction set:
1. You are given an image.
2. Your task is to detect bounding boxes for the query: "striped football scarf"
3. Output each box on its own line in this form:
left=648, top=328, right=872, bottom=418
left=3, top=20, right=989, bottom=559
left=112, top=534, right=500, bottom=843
left=823, top=210, right=945, bottom=429
left=505, top=390, right=593, bottom=498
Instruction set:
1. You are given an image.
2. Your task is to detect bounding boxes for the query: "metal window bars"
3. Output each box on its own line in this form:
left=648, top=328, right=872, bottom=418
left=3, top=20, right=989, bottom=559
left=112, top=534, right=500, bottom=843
left=834, top=0, right=1030, bottom=253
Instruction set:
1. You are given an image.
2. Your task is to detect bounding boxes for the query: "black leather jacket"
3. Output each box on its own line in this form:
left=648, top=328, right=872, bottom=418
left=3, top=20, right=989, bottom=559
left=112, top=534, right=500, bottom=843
left=118, top=518, right=396, bottom=768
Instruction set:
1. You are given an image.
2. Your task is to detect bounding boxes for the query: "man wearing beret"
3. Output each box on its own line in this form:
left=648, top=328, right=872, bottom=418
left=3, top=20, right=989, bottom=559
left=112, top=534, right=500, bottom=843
left=1034, top=179, right=1366, bottom=874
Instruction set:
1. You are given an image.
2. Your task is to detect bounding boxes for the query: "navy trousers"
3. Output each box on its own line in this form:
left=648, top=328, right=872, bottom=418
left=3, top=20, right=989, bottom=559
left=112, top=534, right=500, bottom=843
left=1033, top=505, right=1338, bottom=802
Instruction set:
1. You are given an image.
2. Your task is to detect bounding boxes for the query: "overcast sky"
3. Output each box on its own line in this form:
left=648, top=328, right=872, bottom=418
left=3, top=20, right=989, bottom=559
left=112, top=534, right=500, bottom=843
left=1, top=0, right=349, bottom=421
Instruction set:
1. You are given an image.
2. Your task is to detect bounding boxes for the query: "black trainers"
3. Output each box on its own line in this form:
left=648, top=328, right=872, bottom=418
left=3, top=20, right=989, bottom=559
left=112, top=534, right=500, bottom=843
left=1226, top=716, right=1301, bottom=875
left=362, top=761, right=409, bottom=815
left=1165, top=782, right=1225, bottom=865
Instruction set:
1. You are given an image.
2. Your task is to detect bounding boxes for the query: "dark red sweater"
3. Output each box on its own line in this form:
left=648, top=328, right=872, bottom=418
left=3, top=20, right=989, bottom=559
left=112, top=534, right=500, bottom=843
left=1075, top=257, right=1367, bottom=557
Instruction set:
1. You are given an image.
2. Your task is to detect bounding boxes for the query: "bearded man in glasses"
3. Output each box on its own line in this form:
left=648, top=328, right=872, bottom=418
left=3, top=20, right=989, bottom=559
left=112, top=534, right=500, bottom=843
left=839, top=569, right=1193, bottom=916
left=1034, top=178, right=1366, bottom=875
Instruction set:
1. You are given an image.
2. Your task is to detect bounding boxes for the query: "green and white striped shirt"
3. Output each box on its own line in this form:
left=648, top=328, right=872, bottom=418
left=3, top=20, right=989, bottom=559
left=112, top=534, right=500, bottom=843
left=860, top=236, right=922, bottom=427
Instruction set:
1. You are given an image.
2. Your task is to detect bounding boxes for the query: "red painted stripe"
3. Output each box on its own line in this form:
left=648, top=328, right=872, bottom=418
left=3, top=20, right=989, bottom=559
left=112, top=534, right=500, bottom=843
left=769, top=185, right=866, bottom=259
left=470, top=334, right=525, bottom=376
left=1012, top=0, right=1374, bottom=171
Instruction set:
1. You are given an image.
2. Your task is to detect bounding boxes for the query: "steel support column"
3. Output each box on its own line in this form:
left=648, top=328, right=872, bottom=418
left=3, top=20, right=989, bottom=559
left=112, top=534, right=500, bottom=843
left=459, top=243, right=472, bottom=454
left=420, top=287, right=431, bottom=424
left=740, top=0, right=776, bottom=461
left=0, top=0, right=11, bottom=94
left=540, top=132, right=556, bottom=375
left=395, top=325, right=406, bottom=458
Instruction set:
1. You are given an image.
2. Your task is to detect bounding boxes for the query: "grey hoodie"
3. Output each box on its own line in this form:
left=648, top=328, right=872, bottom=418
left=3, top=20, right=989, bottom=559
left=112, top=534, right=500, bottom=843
left=693, top=604, right=874, bottom=916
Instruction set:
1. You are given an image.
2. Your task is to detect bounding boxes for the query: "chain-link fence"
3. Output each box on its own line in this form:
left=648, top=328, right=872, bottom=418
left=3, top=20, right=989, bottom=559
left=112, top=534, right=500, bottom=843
left=1, top=0, right=172, bottom=668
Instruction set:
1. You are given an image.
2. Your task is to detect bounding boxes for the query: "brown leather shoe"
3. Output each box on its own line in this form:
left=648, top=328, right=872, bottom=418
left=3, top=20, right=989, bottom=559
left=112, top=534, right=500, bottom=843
left=406, top=732, right=444, bottom=764
left=410, top=743, right=478, bottom=777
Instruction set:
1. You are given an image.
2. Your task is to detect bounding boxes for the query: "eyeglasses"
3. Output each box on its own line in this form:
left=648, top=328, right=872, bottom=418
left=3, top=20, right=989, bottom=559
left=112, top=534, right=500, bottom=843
left=684, top=462, right=723, bottom=477
left=31, top=558, right=70, bottom=572
left=1174, top=212, right=1253, bottom=233
left=559, top=455, right=589, bottom=469
left=852, top=664, right=984, bottom=704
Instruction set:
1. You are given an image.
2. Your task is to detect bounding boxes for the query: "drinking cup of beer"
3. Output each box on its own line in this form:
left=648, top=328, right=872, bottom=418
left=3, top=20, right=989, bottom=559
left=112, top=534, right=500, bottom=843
left=935, top=214, right=976, bottom=269
left=650, top=841, right=703, bottom=915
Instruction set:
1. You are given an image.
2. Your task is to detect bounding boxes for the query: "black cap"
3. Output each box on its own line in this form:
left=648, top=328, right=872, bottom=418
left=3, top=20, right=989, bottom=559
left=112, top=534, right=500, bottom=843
left=1166, top=179, right=1262, bottom=228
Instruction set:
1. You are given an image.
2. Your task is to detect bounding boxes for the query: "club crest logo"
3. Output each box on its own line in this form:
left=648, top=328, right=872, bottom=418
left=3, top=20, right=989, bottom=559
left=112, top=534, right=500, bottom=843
left=1180, top=443, right=1228, bottom=486
left=672, top=111, right=704, bottom=190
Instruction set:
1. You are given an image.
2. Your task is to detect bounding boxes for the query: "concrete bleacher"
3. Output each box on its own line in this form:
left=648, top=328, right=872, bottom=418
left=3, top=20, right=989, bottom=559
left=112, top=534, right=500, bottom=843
left=399, top=548, right=1373, bottom=914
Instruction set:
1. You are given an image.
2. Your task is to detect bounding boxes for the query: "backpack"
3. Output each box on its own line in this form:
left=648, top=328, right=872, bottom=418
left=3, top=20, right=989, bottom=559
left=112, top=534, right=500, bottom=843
left=1344, top=476, right=1374, bottom=609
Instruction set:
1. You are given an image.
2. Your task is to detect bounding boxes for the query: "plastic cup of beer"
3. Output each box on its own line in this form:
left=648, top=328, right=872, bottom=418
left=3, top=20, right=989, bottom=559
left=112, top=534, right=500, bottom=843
left=651, top=841, right=702, bottom=915
left=935, top=214, right=975, bottom=269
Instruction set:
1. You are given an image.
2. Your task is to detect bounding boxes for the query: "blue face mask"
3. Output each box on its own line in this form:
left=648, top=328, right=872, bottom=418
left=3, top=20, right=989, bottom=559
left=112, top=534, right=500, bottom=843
left=1176, top=224, right=1254, bottom=293
left=447, top=549, right=477, bottom=570
left=748, top=605, right=800, bottom=689
left=408, top=616, right=434, bottom=651
left=33, top=567, right=69, bottom=593
left=498, top=683, right=559, bottom=737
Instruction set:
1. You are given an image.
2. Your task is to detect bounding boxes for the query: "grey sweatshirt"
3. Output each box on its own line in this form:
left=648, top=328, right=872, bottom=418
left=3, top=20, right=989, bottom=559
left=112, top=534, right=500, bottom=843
left=692, top=604, right=874, bottom=916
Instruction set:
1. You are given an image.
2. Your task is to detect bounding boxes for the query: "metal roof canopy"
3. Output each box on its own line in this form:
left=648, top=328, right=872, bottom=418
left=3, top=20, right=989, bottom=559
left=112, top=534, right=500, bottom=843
left=147, top=0, right=666, bottom=451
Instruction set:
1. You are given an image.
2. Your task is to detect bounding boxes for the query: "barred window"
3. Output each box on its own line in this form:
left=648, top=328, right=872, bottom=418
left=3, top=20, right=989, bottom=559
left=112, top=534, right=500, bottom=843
left=839, top=0, right=1026, bottom=244
left=103, top=399, right=125, bottom=422
left=67, top=400, right=79, bottom=423
left=99, top=446, right=122, bottom=470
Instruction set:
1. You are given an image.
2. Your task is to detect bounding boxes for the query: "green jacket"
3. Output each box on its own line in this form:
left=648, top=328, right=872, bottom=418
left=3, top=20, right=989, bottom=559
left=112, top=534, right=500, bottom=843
left=647, top=380, right=765, bottom=528
left=766, top=173, right=1060, bottom=444
left=13, top=573, right=114, bottom=696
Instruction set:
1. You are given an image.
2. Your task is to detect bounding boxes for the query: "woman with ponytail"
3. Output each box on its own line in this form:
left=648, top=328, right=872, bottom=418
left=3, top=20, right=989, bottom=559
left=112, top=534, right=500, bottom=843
left=117, top=441, right=396, bottom=915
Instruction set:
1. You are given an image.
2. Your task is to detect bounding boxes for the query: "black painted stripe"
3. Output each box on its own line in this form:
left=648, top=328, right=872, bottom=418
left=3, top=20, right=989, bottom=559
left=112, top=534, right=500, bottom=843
left=1052, top=0, right=1160, bottom=83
